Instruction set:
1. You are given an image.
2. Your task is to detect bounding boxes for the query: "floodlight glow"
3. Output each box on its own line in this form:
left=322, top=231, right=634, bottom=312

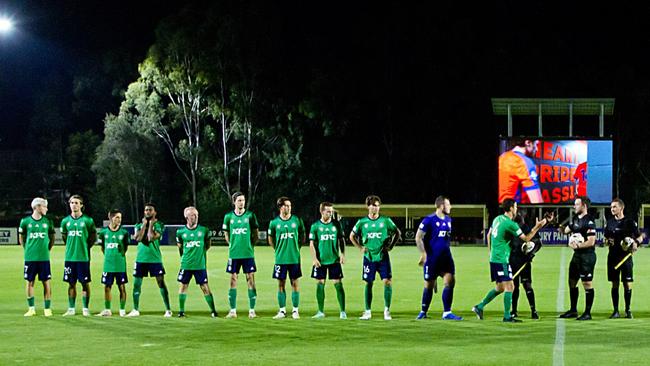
left=0, top=17, right=13, bottom=33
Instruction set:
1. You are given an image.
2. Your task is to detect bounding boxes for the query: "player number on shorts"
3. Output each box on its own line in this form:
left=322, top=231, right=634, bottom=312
left=275, top=265, right=281, bottom=276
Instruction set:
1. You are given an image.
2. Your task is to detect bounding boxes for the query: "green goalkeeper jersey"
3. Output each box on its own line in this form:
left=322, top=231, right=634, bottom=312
left=309, top=220, right=343, bottom=265
left=99, top=226, right=130, bottom=272
left=222, top=210, right=259, bottom=259
left=19, top=215, right=55, bottom=261
left=268, top=215, right=305, bottom=265
left=134, top=221, right=165, bottom=263
left=61, top=215, right=96, bottom=262
left=489, top=214, right=523, bottom=264
left=352, top=216, right=397, bottom=262
left=176, top=225, right=210, bottom=270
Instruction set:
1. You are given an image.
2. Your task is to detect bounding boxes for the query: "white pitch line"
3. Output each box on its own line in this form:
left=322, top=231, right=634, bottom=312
left=553, top=248, right=567, bottom=366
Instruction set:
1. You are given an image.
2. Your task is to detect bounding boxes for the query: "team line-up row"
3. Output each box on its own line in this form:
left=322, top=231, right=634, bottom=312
left=18, top=193, right=639, bottom=322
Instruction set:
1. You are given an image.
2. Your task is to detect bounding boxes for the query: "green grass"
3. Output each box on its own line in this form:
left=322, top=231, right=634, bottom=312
left=1, top=245, right=650, bottom=365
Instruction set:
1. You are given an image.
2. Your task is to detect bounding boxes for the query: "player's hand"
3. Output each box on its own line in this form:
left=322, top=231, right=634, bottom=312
left=360, top=246, right=368, bottom=254
left=340, top=255, right=346, bottom=265
left=543, top=211, right=555, bottom=225
left=535, top=217, right=546, bottom=227
left=142, top=217, right=148, bottom=225
left=418, top=253, right=426, bottom=267
left=313, top=259, right=321, bottom=268
left=150, top=218, right=158, bottom=225
left=568, top=241, right=578, bottom=250
left=605, top=238, right=614, bottom=247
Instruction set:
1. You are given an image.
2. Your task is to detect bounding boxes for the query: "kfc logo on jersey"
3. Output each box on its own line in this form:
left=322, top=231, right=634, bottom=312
left=29, top=232, right=46, bottom=239
left=280, top=233, right=295, bottom=240
left=232, top=228, right=248, bottom=235
left=367, top=232, right=382, bottom=239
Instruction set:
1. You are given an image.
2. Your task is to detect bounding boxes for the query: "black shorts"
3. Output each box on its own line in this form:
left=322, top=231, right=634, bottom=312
left=510, top=256, right=532, bottom=283
left=569, top=252, right=596, bottom=282
left=24, top=261, right=52, bottom=282
left=272, top=264, right=302, bottom=280
left=133, top=262, right=166, bottom=278
left=102, top=272, right=129, bottom=286
left=63, top=261, right=91, bottom=284
left=607, top=253, right=633, bottom=282
left=226, top=258, right=257, bottom=274
left=177, top=269, right=208, bottom=285
left=311, top=263, right=343, bottom=280
left=489, top=262, right=512, bottom=283
left=423, top=247, right=455, bottom=281
left=362, top=255, right=392, bottom=282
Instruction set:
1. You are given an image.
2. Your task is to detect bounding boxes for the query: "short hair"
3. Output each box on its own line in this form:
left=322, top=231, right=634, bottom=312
left=434, top=195, right=448, bottom=208
left=612, top=198, right=625, bottom=207
left=31, top=197, right=48, bottom=210
left=69, top=194, right=84, bottom=204
left=276, top=196, right=290, bottom=209
left=144, top=202, right=157, bottom=210
left=108, top=209, right=122, bottom=219
left=184, top=206, right=198, bottom=218
left=319, top=202, right=333, bottom=212
left=365, top=195, right=381, bottom=207
left=501, top=198, right=516, bottom=213
left=577, top=196, right=591, bottom=209
left=232, top=192, right=245, bottom=204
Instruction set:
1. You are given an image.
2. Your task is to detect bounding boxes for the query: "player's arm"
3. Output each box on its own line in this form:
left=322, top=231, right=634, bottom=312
left=486, top=227, right=492, bottom=251
left=267, top=225, right=275, bottom=249
left=148, top=219, right=161, bottom=242
left=223, top=231, right=230, bottom=245
left=98, top=231, right=105, bottom=253
left=309, top=239, right=321, bottom=268
left=299, top=218, right=306, bottom=246
left=578, top=233, right=596, bottom=249
left=122, top=233, right=129, bottom=254
left=87, top=224, right=97, bottom=249
left=61, top=222, right=68, bottom=244
left=415, top=228, right=427, bottom=266
left=176, top=236, right=183, bottom=256
left=205, top=229, right=211, bottom=251
left=48, top=222, right=55, bottom=250
left=19, top=233, right=25, bottom=247
left=518, top=215, right=549, bottom=242
left=251, top=228, right=259, bottom=246
left=133, top=219, right=147, bottom=242
left=349, top=230, right=364, bottom=252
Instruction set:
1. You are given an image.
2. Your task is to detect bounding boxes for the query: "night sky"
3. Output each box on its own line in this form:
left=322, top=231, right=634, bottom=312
left=2, top=1, right=650, bottom=213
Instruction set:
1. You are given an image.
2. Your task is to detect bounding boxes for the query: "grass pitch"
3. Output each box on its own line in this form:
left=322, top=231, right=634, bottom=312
left=1, top=245, right=649, bottom=365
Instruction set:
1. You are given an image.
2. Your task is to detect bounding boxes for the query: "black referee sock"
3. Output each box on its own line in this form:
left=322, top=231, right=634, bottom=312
left=624, top=289, right=632, bottom=312
left=585, top=288, right=594, bottom=314
left=525, top=289, right=536, bottom=312
left=569, top=287, right=579, bottom=312
left=511, top=286, right=520, bottom=313
left=611, top=288, right=619, bottom=311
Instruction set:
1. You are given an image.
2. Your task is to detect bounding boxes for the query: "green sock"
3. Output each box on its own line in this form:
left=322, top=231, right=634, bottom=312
left=364, top=283, right=373, bottom=311
left=316, top=283, right=325, bottom=312
left=228, top=288, right=237, bottom=310
left=119, top=299, right=126, bottom=310
left=291, top=291, right=300, bottom=308
left=278, top=291, right=286, bottom=308
left=27, top=297, right=35, bottom=307
left=384, top=285, right=392, bottom=309
left=248, top=288, right=257, bottom=310
left=82, top=296, right=89, bottom=309
left=44, top=299, right=51, bottom=309
left=504, top=291, right=513, bottom=319
left=104, top=300, right=111, bottom=310
left=478, top=288, right=501, bottom=310
left=205, top=294, right=216, bottom=312
left=133, top=277, right=142, bottom=310
left=68, top=296, right=75, bottom=309
left=160, top=287, right=171, bottom=311
left=334, top=282, right=345, bottom=312
left=179, top=293, right=187, bottom=312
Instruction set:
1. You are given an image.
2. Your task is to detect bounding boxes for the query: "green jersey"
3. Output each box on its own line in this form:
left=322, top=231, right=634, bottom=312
left=222, top=210, right=259, bottom=259
left=134, top=221, right=165, bottom=263
left=176, top=225, right=210, bottom=270
left=352, top=216, right=398, bottom=262
left=309, top=220, right=343, bottom=265
left=99, top=226, right=130, bottom=272
left=19, top=215, right=55, bottom=261
left=61, top=215, right=96, bottom=262
left=489, top=214, right=523, bottom=264
left=268, top=215, right=305, bottom=265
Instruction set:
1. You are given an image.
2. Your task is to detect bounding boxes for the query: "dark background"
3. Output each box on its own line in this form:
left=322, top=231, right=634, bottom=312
left=1, top=1, right=649, bottom=228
